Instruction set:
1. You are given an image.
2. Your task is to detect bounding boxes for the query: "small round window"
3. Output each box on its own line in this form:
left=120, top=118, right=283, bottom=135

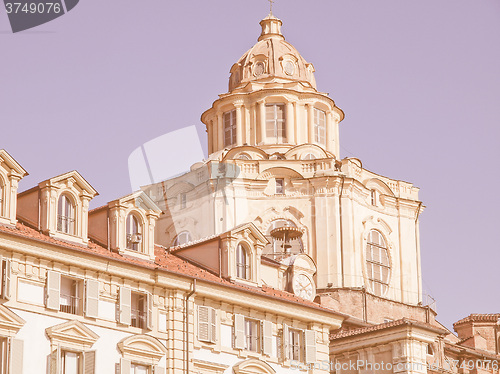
left=254, top=61, right=265, bottom=77
left=365, top=230, right=390, bottom=296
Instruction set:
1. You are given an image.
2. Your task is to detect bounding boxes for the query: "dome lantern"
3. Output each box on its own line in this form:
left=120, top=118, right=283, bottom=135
left=258, top=14, right=284, bottom=41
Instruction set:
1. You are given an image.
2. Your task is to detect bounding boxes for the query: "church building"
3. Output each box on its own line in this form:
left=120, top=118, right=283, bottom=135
left=0, top=11, right=498, bottom=374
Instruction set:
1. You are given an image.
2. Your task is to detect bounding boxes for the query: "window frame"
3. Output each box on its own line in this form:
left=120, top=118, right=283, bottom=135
left=126, top=213, right=143, bottom=252
left=57, top=193, right=76, bottom=235
left=172, top=231, right=192, bottom=247
left=265, top=103, right=287, bottom=142
left=224, top=110, right=237, bottom=147
left=288, top=328, right=302, bottom=361
left=365, top=230, right=391, bottom=297
left=235, top=243, right=250, bottom=280
left=59, top=275, right=83, bottom=316
left=60, top=349, right=82, bottom=374
left=244, top=318, right=260, bottom=353
left=313, top=108, right=326, bottom=144
left=0, top=178, right=4, bottom=218
left=275, top=178, right=285, bottom=195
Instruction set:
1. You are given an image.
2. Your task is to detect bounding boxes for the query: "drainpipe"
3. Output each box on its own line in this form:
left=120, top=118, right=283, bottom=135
left=185, top=279, right=196, bottom=373
left=338, top=175, right=345, bottom=288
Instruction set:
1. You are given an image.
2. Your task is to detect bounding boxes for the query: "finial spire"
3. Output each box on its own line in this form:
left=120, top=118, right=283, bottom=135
left=268, top=0, right=274, bottom=15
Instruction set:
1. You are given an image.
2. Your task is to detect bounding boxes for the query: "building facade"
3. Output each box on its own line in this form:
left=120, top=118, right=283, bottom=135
left=0, top=12, right=499, bottom=374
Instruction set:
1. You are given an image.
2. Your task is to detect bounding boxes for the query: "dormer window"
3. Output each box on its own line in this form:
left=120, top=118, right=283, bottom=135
left=126, top=214, right=142, bottom=251
left=224, top=110, right=237, bottom=147
left=314, top=108, right=326, bottom=144
left=57, top=194, right=75, bottom=235
left=236, top=244, right=250, bottom=280
left=266, top=104, right=286, bottom=142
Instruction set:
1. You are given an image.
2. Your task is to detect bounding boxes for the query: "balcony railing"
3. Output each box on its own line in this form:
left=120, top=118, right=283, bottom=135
left=131, top=309, right=146, bottom=329
left=60, top=293, right=80, bottom=315
left=57, top=215, right=75, bottom=235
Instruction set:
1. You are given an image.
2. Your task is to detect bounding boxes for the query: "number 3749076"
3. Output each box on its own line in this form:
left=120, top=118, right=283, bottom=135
left=5, top=2, right=62, bottom=14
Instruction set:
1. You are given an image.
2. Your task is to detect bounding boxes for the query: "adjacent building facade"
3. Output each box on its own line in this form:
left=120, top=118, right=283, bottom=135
left=0, top=12, right=498, bottom=374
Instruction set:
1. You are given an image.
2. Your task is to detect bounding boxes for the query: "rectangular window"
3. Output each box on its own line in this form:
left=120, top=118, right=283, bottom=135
left=275, top=179, right=284, bottom=194
left=266, top=104, right=286, bottom=142
left=198, top=306, right=217, bottom=343
left=288, top=329, right=301, bottom=361
left=131, top=292, right=147, bottom=329
left=245, top=319, right=260, bottom=352
left=60, top=276, right=82, bottom=315
left=131, top=363, right=150, bottom=374
left=61, top=350, right=81, bottom=374
left=0, top=184, right=3, bottom=217
left=0, top=258, right=10, bottom=300
left=224, top=110, right=237, bottom=147
left=371, top=190, right=378, bottom=206
left=314, top=108, right=326, bottom=144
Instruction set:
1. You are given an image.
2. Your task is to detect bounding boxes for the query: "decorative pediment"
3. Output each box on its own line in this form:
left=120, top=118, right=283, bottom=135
left=0, top=304, right=26, bottom=337
left=233, top=358, right=276, bottom=374
left=45, top=320, right=99, bottom=350
left=225, top=222, right=269, bottom=246
left=117, top=334, right=166, bottom=363
left=284, top=143, right=330, bottom=160
left=39, top=170, right=98, bottom=199
left=364, top=178, right=395, bottom=197
left=0, top=149, right=28, bottom=178
left=109, top=190, right=162, bottom=215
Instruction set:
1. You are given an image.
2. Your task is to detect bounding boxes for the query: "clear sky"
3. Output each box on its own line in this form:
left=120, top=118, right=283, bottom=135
left=1, top=0, right=499, bottom=330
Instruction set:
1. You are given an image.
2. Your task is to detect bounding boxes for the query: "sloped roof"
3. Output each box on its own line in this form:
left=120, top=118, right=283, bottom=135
left=453, top=314, right=500, bottom=328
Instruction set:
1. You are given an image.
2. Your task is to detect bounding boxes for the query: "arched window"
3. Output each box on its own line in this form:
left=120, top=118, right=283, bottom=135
left=126, top=214, right=142, bottom=251
left=366, top=230, right=390, bottom=296
left=236, top=244, right=250, bottom=279
left=302, top=153, right=316, bottom=160
left=57, top=194, right=75, bottom=235
left=172, top=231, right=192, bottom=247
left=266, top=104, right=286, bottom=142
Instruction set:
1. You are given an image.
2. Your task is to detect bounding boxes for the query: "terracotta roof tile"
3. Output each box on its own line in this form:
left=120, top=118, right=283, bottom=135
left=453, top=314, right=500, bottom=328
left=0, top=222, right=339, bottom=315
left=330, top=318, right=447, bottom=341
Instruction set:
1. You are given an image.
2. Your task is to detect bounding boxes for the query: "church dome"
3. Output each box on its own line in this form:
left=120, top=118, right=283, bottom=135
left=228, top=14, right=317, bottom=92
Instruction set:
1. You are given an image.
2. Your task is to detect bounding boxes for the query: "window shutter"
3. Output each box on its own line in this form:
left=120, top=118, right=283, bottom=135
left=83, top=350, right=96, bottom=374
left=262, top=320, right=273, bottom=356
left=119, top=358, right=131, bottom=374
left=48, top=346, right=60, bottom=374
left=282, top=324, right=289, bottom=360
left=146, top=292, right=153, bottom=330
left=210, top=307, right=217, bottom=343
left=153, top=366, right=165, bottom=374
left=10, top=338, right=23, bottom=373
left=234, top=314, right=246, bottom=349
left=118, top=287, right=131, bottom=325
left=3, top=259, right=11, bottom=300
left=85, top=279, right=99, bottom=318
left=304, top=329, right=317, bottom=364
left=46, top=271, right=61, bottom=310
left=198, top=306, right=210, bottom=342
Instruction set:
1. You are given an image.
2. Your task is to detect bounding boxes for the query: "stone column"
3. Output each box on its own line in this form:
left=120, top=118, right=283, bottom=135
left=235, top=103, right=243, bottom=146
left=207, top=120, right=213, bottom=154
left=326, top=111, right=334, bottom=154
left=217, top=113, right=223, bottom=150
left=258, top=100, right=266, bottom=144
left=8, top=176, right=20, bottom=224
left=307, top=103, right=315, bottom=143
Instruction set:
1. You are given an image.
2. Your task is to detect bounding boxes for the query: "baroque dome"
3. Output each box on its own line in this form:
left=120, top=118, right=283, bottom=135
left=228, top=14, right=317, bottom=92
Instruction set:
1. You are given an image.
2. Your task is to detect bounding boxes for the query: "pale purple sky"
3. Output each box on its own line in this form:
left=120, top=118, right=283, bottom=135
left=1, top=0, right=500, bottom=330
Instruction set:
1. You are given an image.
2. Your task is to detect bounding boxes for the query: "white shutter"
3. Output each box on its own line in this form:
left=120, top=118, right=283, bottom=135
left=119, top=358, right=131, bottom=374
left=198, top=306, right=210, bottom=342
left=4, top=259, right=11, bottom=300
left=210, top=307, right=217, bottom=343
left=83, top=350, right=96, bottom=374
left=85, top=279, right=99, bottom=318
left=118, top=287, right=131, bottom=325
left=46, top=271, right=61, bottom=310
left=146, top=292, right=153, bottom=330
left=304, top=329, right=317, bottom=364
left=234, top=314, right=245, bottom=349
left=262, top=320, right=273, bottom=356
left=10, top=338, right=23, bottom=373
left=282, top=324, right=289, bottom=360
left=48, top=346, right=60, bottom=374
